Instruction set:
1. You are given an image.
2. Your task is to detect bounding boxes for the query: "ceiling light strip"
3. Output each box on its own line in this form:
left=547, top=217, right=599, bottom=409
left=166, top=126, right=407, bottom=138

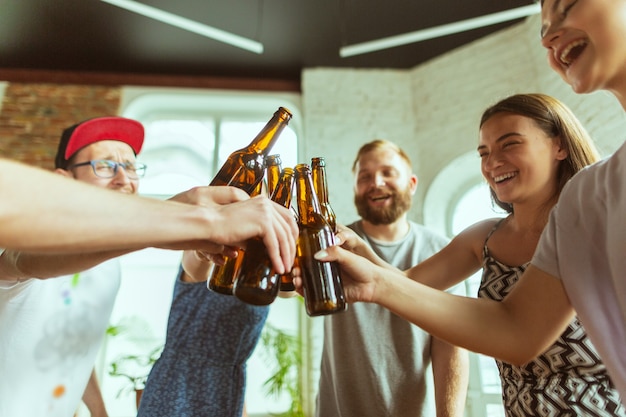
left=339, top=3, right=540, bottom=58
left=101, top=0, right=264, bottom=54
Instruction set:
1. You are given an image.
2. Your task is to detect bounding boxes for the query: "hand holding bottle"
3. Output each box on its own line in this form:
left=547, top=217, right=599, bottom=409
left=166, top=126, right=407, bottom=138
left=182, top=186, right=298, bottom=275
left=292, top=243, right=381, bottom=305
left=207, top=107, right=293, bottom=294
left=294, top=163, right=346, bottom=316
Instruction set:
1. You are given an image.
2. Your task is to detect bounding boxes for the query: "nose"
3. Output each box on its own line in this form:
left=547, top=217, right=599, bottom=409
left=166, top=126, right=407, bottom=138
left=112, top=165, right=132, bottom=184
left=541, top=21, right=562, bottom=50
left=482, top=152, right=503, bottom=172
left=373, top=172, right=385, bottom=187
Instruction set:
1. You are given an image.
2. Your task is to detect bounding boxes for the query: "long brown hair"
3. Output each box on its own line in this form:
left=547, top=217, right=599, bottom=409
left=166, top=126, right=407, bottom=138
left=480, top=93, right=600, bottom=212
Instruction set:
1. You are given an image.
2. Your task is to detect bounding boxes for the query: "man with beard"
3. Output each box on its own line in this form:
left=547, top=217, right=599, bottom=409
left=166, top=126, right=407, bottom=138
left=315, top=139, right=469, bottom=417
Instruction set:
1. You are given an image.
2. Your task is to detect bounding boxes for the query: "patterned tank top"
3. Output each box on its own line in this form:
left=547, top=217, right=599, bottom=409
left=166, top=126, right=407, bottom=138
left=478, top=220, right=625, bottom=416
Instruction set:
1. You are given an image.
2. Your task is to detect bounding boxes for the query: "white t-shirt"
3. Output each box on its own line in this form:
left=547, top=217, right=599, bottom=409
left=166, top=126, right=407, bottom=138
left=532, top=140, right=626, bottom=399
left=0, top=259, right=121, bottom=417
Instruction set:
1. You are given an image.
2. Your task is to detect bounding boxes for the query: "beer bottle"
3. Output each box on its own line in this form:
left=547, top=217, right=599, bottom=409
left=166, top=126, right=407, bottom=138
left=207, top=108, right=292, bottom=295
left=209, top=107, right=292, bottom=192
left=265, top=154, right=282, bottom=196
left=311, top=157, right=337, bottom=233
left=207, top=180, right=263, bottom=295
left=264, top=155, right=298, bottom=291
left=234, top=168, right=295, bottom=305
left=294, top=164, right=346, bottom=316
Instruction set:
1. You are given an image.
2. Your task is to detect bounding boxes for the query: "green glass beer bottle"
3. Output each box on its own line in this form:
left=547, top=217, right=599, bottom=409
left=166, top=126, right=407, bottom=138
left=294, top=163, right=346, bottom=316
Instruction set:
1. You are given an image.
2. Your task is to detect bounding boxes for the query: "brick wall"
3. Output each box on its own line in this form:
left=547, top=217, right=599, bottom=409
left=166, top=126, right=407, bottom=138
left=0, top=83, right=121, bottom=169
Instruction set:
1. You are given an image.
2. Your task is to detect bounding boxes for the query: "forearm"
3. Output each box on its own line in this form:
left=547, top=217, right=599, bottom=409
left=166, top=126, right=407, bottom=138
left=82, top=369, right=108, bottom=417
left=431, top=338, right=469, bottom=417
left=0, top=249, right=131, bottom=281
left=0, top=159, right=213, bottom=252
left=180, top=250, right=213, bottom=282
left=373, top=266, right=574, bottom=365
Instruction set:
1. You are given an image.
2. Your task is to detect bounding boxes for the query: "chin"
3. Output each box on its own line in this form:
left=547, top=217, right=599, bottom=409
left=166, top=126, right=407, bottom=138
left=569, top=81, right=597, bottom=95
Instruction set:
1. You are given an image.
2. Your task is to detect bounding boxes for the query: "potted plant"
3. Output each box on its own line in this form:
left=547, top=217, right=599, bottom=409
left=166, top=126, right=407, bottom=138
left=259, top=322, right=304, bottom=417
left=105, top=317, right=163, bottom=409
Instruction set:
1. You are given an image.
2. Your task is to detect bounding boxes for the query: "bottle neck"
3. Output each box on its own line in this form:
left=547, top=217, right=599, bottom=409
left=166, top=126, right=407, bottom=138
left=295, top=165, right=323, bottom=226
left=266, top=163, right=283, bottom=196
left=246, top=110, right=291, bottom=156
left=312, top=164, right=330, bottom=205
left=271, top=169, right=294, bottom=208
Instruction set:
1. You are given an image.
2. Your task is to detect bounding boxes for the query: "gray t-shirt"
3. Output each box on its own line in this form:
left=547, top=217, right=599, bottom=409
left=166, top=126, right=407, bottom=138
left=315, top=220, right=460, bottom=417
left=532, top=140, right=626, bottom=400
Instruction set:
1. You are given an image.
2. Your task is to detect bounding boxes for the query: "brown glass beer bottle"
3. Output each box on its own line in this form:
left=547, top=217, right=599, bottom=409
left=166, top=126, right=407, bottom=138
left=265, top=154, right=297, bottom=291
left=294, top=163, right=346, bottom=316
left=233, top=167, right=295, bottom=305
left=207, top=108, right=292, bottom=295
left=209, top=107, right=292, bottom=192
left=311, top=157, right=337, bottom=233
left=265, top=154, right=282, bottom=196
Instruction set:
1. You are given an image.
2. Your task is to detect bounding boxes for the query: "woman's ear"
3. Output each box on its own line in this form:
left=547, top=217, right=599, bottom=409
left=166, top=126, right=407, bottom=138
left=554, top=136, right=569, bottom=161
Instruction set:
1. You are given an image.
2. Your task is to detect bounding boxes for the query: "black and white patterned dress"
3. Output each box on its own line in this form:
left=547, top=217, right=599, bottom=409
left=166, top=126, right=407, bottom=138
left=478, top=222, right=626, bottom=416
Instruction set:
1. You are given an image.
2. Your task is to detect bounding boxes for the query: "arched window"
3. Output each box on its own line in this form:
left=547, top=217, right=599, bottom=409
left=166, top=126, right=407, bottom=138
left=98, top=89, right=302, bottom=416
left=424, top=151, right=506, bottom=417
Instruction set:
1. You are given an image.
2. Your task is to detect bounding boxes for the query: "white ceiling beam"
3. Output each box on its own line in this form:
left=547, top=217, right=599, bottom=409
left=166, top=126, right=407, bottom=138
left=339, top=3, right=540, bottom=58
left=101, top=0, right=264, bottom=54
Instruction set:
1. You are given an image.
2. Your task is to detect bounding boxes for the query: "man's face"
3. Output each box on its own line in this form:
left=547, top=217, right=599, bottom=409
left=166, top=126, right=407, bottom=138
left=60, top=140, right=139, bottom=194
left=353, top=147, right=417, bottom=225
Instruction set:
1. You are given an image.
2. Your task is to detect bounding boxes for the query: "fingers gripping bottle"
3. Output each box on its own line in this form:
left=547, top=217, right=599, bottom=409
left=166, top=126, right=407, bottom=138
left=207, top=181, right=263, bottom=295
left=207, top=107, right=293, bottom=295
left=264, top=154, right=297, bottom=292
left=234, top=168, right=295, bottom=305
left=294, top=163, right=346, bottom=316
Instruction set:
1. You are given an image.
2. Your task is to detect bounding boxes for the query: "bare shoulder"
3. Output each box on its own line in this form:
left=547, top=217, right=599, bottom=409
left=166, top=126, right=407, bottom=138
left=455, top=217, right=505, bottom=242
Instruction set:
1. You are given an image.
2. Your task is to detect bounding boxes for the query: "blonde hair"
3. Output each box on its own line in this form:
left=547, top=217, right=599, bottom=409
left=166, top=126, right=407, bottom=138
left=352, top=139, right=413, bottom=173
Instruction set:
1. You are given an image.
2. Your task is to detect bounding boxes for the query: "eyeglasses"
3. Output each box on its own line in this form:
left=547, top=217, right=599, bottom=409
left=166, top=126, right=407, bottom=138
left=67, top=159, right=147, bottom=180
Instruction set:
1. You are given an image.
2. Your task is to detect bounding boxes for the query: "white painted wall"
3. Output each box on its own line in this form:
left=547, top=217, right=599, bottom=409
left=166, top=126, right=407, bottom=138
left=302, top=14, right=626, bottom=229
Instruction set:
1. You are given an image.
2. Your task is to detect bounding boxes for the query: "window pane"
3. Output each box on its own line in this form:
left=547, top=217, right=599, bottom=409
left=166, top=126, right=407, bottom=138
left=139, top=119, right=216, bottom=197
left=452, top=182, right=505, bottom=235
left=452, top=182, right=506, bottom=410
left=219, top=120, right=298, bottom=169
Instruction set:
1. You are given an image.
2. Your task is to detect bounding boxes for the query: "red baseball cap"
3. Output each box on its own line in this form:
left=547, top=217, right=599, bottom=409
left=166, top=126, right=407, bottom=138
left=55, top=116, right=144, bottom=169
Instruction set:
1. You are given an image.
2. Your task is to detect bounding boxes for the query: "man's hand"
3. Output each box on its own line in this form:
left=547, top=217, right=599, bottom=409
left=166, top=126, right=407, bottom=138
left=168, top=186, right=298, bottom=274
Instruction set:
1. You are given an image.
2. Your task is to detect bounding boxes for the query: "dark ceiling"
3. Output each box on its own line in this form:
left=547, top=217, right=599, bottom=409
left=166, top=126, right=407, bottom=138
left=1, top=0, right=536, bottom=85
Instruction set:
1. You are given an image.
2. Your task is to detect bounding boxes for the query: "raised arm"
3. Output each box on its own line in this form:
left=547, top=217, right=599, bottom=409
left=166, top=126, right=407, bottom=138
left=0, top=186, right=241, bottom=281
left=179, top=249, right=214, bottom=283
left=0, top=159, right=298, bottom=275
left=336, top=219, right=496, bottom=291
left=312, top=246, right=574, bottom=365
